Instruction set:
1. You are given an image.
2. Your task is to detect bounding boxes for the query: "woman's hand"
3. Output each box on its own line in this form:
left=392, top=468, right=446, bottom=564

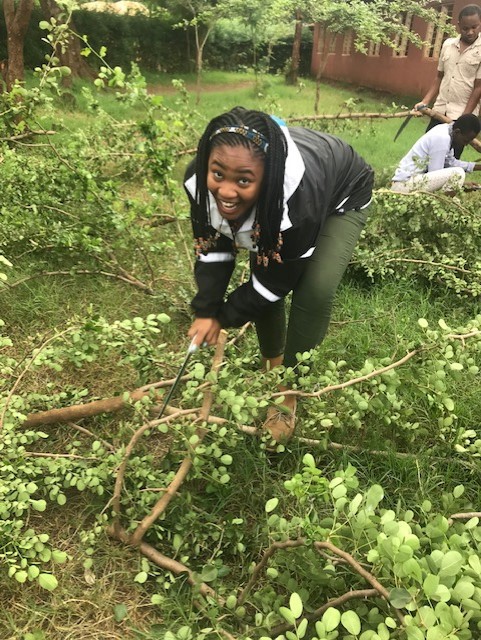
left=188, top=318, right=222, bottom=348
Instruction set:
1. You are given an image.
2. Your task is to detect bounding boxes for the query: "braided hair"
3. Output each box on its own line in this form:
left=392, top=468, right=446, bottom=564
left=192, top=106, right=288, bottom=265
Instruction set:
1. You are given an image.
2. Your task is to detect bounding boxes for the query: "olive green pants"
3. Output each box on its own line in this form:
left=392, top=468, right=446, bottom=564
left=254, top=208, right=369, bottom=368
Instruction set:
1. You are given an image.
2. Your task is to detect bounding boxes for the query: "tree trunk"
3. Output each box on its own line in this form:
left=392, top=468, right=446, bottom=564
left=39, top=0, right=94, bottom=83
left=3, top=0, right=34, bottom=90
left=286, top=9, right=302, bottom=86
left=194, top=23, right=203, bottom=104
left=314, top=30, right=332, bottom=114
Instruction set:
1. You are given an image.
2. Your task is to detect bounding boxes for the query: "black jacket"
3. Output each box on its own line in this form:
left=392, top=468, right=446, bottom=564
left=184, top=126, right=374, bottom=328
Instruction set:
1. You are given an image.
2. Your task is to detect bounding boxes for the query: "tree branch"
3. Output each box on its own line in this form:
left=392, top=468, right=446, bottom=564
left=107, top=524, right=220, bottom=601
left=314, top=541, right=404, bottom=625
left=5, top=269, right=154, bottom=294
left=0, top=327, right=76, bottom=430
left=272, top=348, right=421, bottom=399
left=129, top=331, right=228, bottom=546
left=238, top=539, right=306, bottom=605
left=23, top=387, right=165, bottom=427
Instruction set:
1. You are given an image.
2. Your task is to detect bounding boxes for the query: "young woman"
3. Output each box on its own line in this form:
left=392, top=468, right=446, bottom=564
left=184, top=107, right=374, bottom=443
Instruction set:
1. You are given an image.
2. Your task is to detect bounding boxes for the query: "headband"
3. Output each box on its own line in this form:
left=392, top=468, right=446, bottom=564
left=209, top=125, right=269, bottom=153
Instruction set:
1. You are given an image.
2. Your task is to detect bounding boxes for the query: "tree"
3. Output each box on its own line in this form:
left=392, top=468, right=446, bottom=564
left=285, top=7, right=302, bottom=85
left=168, top=0, right=233, bottom=102
left=3, top=0, right=34, bottom=90
left=223, top=0, right=291, bottom=81
left=282, top=0, right=454, bottom=112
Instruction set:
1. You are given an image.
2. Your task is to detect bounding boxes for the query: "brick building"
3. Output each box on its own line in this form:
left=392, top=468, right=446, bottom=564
left=310, top=1, right=474, bottom=98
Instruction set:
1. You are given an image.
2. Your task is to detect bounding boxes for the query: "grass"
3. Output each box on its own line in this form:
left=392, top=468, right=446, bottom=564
left=3, top=70, right=481, bottom=639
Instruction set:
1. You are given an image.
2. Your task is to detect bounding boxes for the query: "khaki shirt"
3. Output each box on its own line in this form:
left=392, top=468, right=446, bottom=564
left=434, top=34, right=481, bottom=119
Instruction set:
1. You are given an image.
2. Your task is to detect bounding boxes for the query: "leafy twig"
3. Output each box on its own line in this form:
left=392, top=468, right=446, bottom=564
left=238, top=539, right=306, bottom=605
left=269, top=589, right=379, bottom=637
left=272, top=348, right=421, bottom=399
left=0, top=327, right=77, bottom=430
left=314, top=541, right=404, bottom=625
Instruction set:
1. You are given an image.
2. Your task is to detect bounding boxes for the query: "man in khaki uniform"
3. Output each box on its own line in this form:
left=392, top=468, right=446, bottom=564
left=414, top=4, right=481, bottom=157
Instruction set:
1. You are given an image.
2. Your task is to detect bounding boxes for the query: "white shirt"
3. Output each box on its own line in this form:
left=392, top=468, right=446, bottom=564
left=392, top=123, right=475, bottom=182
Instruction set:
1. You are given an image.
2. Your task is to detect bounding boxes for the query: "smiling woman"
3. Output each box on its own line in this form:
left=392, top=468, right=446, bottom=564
left=183, top=106, right=374, bottom=444
left=207, top=144, right=265, bottom=223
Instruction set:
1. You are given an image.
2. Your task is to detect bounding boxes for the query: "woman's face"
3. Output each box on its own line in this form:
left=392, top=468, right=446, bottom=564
left=207, top=143, right=265, bottom=222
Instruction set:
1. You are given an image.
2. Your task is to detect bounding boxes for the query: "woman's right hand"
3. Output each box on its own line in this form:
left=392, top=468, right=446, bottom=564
left=188, top=317, right=222, bottom=348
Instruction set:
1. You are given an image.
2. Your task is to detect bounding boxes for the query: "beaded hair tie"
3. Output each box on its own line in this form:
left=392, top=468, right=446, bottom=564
left=209, top=125, right=269, bottom=153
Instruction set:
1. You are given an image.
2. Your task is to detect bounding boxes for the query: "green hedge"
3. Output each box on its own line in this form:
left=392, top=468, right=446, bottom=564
left=0, top=6, right=309, bottom=75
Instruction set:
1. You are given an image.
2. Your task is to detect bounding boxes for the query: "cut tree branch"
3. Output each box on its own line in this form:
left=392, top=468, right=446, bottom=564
left=272, top=348, right=421, bottom=399
left=238, top=539, right=306, bottom=605
left=5, top=269, right=154, bottom=294
left=23, top=388, right=165, bottom=427
left=110, top=407, right=200, bottom=522
left=314, top=541, right=404, bottom=625
left=129, top=331, right=228, bottom=546
left=107, top=524, right=219, bottom=601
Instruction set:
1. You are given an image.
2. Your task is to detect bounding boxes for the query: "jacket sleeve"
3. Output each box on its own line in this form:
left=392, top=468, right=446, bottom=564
left=217, top=256, right=307, bottom=328
left=191, top=233, right=236, bottom=318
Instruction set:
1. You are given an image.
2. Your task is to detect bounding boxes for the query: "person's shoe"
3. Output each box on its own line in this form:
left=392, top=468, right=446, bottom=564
left=263, top=398, right=296, bottom=444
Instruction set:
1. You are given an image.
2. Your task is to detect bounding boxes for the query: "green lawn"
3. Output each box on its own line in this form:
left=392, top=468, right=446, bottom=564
left=2, top=70, right=481, bottom=640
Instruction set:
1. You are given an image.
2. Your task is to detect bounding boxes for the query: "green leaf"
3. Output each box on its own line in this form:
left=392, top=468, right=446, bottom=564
left=453, top=578, right=475, bottom=601
left=423, top=574, right=439, bottom=597
left=38, top=573, right=58, bottom=591
left=385, top=617, right=397, bottom=629
left=297, top=618, right=308, bottom=638
left=134, top=571, right=148, bottom=584
left=289, top=592, right=303, bottom=619
left=468, top=555, right=481, bottom=573
left=200, top=565, right=218, bottom=582
left=303, top=453, right=316, bottom=468
left=406, top=628, right=425, bottom=640
left=349, top=493, right=363, bottom=515
left=279, top=606, right=296, bottom=625
left=389, top=587, right=412, bottom=608
left=51, top=550, right=67, bottom=564
left=439, top=550, right=463, bottom=577
left=114, top=603, right=128, bottom=622
left=265, top=497, right=279, bottom=513
left=31, top=499, right=47, bottom=512
left=341, top=610, right=361, bottom=635
left=443, top=397, right=455, bottom=412
left=322, top=607, right=341, bottom=631
left=452, top=485, right=464, bottom=498
left=433, top=584, right=451, bottom=602
left=27, top=565, right=40, bottom=580
left=14, top=570, right=28, bottom=583
left=403, top=558, right=422, bottom=583
left=366, top=484, right=384, bottom=510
